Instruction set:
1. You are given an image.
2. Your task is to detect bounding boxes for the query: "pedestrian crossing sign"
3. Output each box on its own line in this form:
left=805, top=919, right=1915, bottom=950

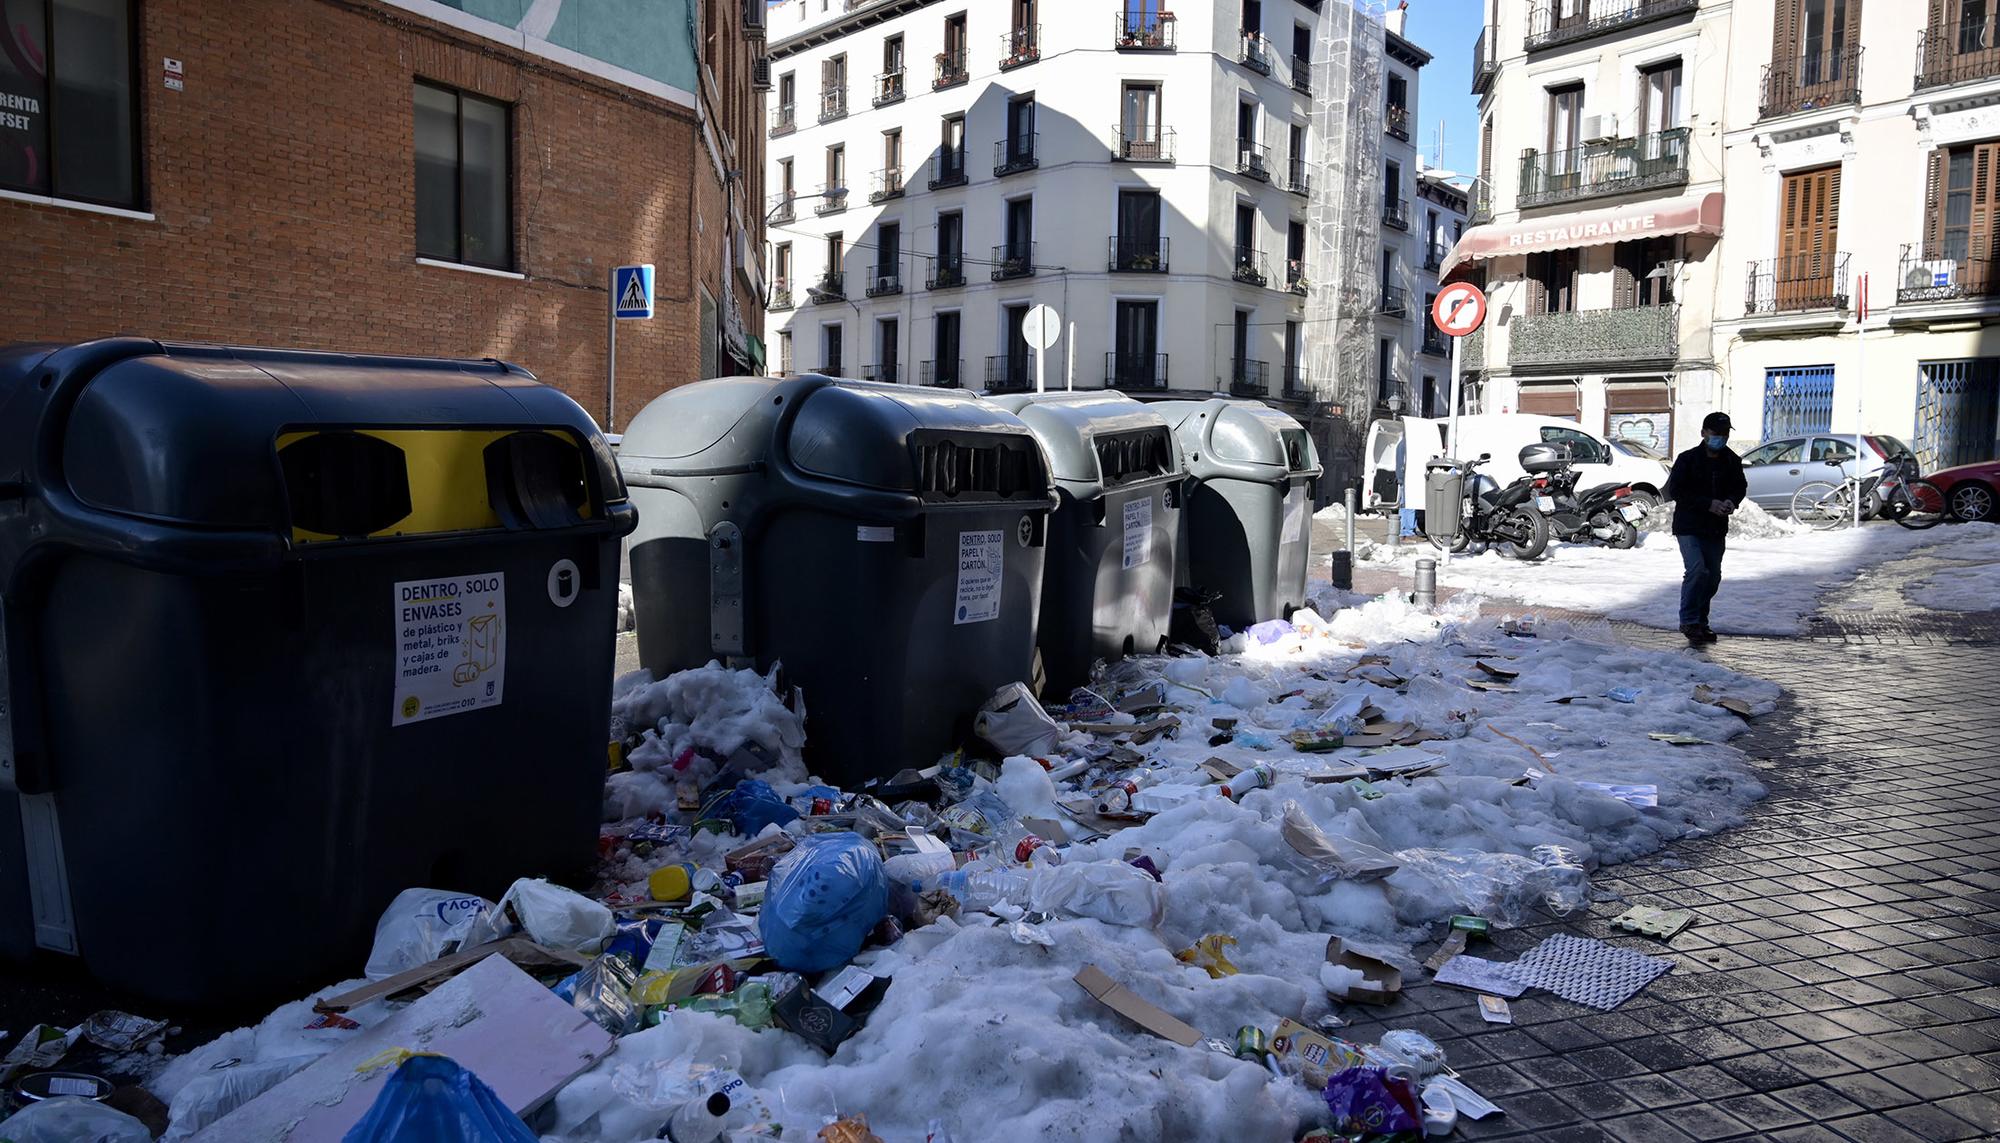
left=613, top=264, right=654, bottom=320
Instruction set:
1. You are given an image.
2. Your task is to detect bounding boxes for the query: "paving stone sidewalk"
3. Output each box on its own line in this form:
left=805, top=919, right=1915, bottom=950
left=1344, top=541, right=2000, bottom=1141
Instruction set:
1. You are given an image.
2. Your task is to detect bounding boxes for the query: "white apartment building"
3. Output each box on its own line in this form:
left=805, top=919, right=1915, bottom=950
left=760, top=0, right=1435, bottom=453
left=1715, top=0, right=2000, bottom=472
left=1447, top=0, right=1725, bottom=459
left=1413, top=167, right=1471, bottom=417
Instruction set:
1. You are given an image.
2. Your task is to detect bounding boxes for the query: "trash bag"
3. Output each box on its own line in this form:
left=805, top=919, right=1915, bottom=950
left=342, top=1055, right=536, bottom=1143
left=972, top=683, right=1063, bottom=757
left=758, top=833, right=889, bottom=973
left=0, top=1097, right=151, bottom=1143
left=1322, top=1066, right=1422, bottom=1139
left=364, top=889, right=498, bottom=980
left=494, top=878, right=615, bottom=953
left=702, top=778, right=801, bottom=837
left=1169, top=587, right=1222, bottom=655
left=1026, top=860, right=1167, bottom=928
left=163, top=1055, right=320, bottom=1140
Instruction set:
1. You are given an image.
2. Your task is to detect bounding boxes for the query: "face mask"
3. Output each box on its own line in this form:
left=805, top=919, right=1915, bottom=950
left=1705, top=435, right=1727, bottom=450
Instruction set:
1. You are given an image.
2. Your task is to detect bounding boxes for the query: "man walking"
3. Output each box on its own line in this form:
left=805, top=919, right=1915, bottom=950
left=1664, top=412, right=1747, bottom=645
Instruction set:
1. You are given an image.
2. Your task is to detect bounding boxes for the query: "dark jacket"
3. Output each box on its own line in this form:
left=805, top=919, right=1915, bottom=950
left=1664, top=444, right=1749, bottom=538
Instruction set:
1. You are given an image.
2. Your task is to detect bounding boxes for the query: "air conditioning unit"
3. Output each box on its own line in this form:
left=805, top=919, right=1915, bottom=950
left=752, top=57, right=772, bottom=91
left=1905, top=258, right=1958, bottom=291
left=1581, top=113, right=1618, bottom=143
left=874, top=274, right=897, bottom=291
left=743, top=0, right=766, bottom=40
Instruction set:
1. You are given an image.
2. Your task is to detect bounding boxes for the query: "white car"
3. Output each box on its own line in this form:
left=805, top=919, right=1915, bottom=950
left=1364, top=414, right=1671, bottom=512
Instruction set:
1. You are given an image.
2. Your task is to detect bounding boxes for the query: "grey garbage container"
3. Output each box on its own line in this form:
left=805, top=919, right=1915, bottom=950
left=620, top=375, right=1056, bottom=786
left=1425, top=457, right=1466, bottom=542
left=986, top=391, right=1183, bottom=694
left=1154, top=398, right=1322, bottom=631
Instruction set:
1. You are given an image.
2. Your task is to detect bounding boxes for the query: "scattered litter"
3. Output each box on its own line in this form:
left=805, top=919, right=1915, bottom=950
left=1500, top=934, right=1674, bottom=1010
left=1611, top=903, right=1696, bottom=939
left=1073, top=965, right=1202, bottom=1046
left=1648, top=732, right=1711, bottom=746
left=1174, top=933, right=1241, bottom=979
left=1575, top=781, right=1659, bottom=808
left=79, top=1011, right=170, bottom=1054
left=1476, top=995, right=1513, bottom=1024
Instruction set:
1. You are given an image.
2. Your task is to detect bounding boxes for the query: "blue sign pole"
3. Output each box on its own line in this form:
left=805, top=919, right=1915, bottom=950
left=607, top=264, right=655, bottom=432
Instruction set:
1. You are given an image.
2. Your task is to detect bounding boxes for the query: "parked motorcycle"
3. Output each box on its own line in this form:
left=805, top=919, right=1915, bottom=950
left=1423, top=451, right=1550, bottom=560
left=1536, top=452, right=1645, bottom=548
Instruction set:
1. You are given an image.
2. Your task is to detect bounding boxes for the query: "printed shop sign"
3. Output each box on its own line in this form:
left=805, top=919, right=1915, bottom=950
left=394, top=573, right=506, bottom=725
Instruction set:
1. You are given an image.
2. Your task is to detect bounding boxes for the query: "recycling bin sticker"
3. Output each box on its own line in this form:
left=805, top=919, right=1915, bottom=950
left=1122, top=497, right=1153, bottom=569
left=954, top=530, right=1003, bottom=625
left=394, top=573, right=507, bottom=725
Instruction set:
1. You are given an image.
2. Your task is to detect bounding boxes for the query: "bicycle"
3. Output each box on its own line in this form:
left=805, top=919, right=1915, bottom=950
left=1791, top=457, right=1946, bottom=531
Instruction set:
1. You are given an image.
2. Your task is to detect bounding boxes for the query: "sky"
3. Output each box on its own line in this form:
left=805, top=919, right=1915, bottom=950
left=1400, top=0, right=1487, bottom=180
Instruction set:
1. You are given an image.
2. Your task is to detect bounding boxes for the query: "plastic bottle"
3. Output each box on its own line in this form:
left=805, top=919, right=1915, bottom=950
left=1606, top=686, right=1641, bottom=703
left=1095, top=770, right=1160, bottom=815
left=1528, top=844, right=1589, bottom=917
left=932, top=866, right=1031, bottom=913
left=660, top=1091, right=731, bottom=1142
left=1222, top=763, right=1275, bottom=800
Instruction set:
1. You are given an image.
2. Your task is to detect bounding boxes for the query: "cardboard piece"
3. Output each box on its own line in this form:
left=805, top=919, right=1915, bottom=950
left=1199, top=756, right=1244, bottom=783
left=1431, top=954, right=1526, bottom=998
left=1071, top=715, right=1180, bottom=744
left=1693, top=685, right=1754, bottom=718
left=774, top=971, right=890, bottom=1053
left=1611, top=904, right=1695, bottom=939
left=199, top=957, right=613, bottom=1142
left=1647, top=732, right=1710, bottom=746
left=314, top=938, right=587, bottom=1014
left=1324, top=937, right=1401, bottom=1005
left=1073, top=964, right=1202, bottom=1046
left=1477, top=995, right=1514, bottom=1024
left=1464, top=679, right=1516, bottom=693
left=1423, top=930, right=1469, bottom=972
left=1475, top=660, right=1520, bottom=680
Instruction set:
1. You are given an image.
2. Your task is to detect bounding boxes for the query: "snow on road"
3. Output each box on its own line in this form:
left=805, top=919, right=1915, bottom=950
left=1904, top=529, right=2000, bottom=612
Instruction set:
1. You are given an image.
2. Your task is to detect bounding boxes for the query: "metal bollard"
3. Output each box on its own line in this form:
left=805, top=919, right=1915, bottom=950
left=1414, top=558, right=1437, bottom=610
left=1343, top=487, right=1357, bottom=557
left=1330, top=550, right=1353, bottom=591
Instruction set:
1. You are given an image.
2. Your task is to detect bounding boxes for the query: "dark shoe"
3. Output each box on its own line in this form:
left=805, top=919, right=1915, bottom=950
left=1697, top=625, right=1719, bottom=644
left=1681, top=624, right=1707, bottom=644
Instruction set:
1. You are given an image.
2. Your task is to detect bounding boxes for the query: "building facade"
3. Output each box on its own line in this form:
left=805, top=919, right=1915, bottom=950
left=0, top=0, right=767, bottom=431
left=1447, top=0, right=1725, bottom=459
left=1714, top=0, right=2000, bottom=472
left=1413, top=167, right=1470, bottom=417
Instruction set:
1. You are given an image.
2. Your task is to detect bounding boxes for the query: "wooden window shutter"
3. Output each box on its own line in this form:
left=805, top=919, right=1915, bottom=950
left=1924, top=148, right=1948, bottom=258
left=1971, top=143, right=1997, bottom=274
left=1771, top=0, right=1799, bottom=78
left=1526, top=253, right=1549, bottom=315
left=1613, top=245, right=1637, bottom=309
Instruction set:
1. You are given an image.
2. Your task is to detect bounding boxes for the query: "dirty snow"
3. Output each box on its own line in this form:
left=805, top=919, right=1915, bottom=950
left=1903, top=528, right=2000, bottom=612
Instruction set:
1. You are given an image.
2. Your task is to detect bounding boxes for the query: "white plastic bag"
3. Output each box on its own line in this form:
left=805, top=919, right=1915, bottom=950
left=0, top=1097, right=151, bottom=1143
left=162, top=1055, right=319, bottom=1141
left=973, top=683, right=1063, bottom=756
left=1028, top=860, right=1167, bottom=929
left=495, top=878, right=615, bottom=953
left=363, top=889, right=499, bottom=980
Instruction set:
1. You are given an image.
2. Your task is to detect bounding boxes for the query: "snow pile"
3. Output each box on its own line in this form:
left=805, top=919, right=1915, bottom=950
left=1902, top=528, right=2000, bottom=612
left=1637, top=498, right=1807, bottom=540
left=605, top=663, right=809, bottom=818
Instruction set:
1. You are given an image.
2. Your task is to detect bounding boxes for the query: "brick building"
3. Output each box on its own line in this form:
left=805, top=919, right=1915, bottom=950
left=0, top=0, right=769, bottom=431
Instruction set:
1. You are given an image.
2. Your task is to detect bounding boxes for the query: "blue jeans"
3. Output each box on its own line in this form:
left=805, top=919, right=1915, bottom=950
left=1677, top=533, right=1726, bottom=628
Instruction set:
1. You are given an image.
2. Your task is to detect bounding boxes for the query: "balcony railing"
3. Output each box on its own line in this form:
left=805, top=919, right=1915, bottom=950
left=1233, top=246, right=1268, bottom=287
left=927, top=255, right=966, bottom=290
left=1917, top=20, right=2000, bottom=90
left=864, top=267, right=902, bottom=297
left=771, top=104, right=796, bottom=137
left=1745, top=252, right=1851, bottom=314
left=768, top=284, right=793, bottom=312
left=1282, top=365, right=1313, bottom=400
left=1109, top=235, right=1170, bottom=273
left=930, top=150, right=967, bottom=189
left=860, top=363, right=900, bottom=383
left=934, top=49, right=968, bottom=88
left=1510, top=305, right=1678, bottom=366
left=1270, top=158, right=1304, bottom=200
left=1471, top=25, right=1498, bottom=95
left=869, top=168, right=904, bottom=203
left=1760, top=43, right=1862, bottom=119
left=1286, top=259, right=1309, bottom=296
left=922, top=359, right=963, bottom=388
left=1383, top=197, right=1410, bottom=230
left=767, top=191, right=796, bottom=223
left=996, top=134, right=1039, bottom=176
left=1106, top=352, right=1169, bottom=390
left=1241, top=31, right=1273, bottom=75
left=814, top=186, right=848, bottom=215
left=1526, top=0, right=1697, bottom=53
left=1385, top=103, right=1410, bottom=140
left=1293, top=56, right=1313, bottom=95
left=1230, top=359, right=1270, bottom=397
left=819, top=86, right=848, bottom=123
left=874, top=70, right=905, bottom=106
left=1115, top=125, right=1175, bottom=162
left=992, top=242, right=1037, bottom=280
left=1424, top=241, right=1447, bottom=271
left=1380, top=286, right=1408, bottom=315
left=809, top=271, right=846, bottom=300
left=1001, top=25, right=1040, bottom=69
left=1517, top=127, right=1691, bottom=208
left=1237, top=141, right=1272, bottom=182
left=814, top=361, right=844, bottom=375
left=1421, top=332, right=1446, bottom=356
left=1470, top=183, right=1494, bottom=224
left=1897, top=243, right=2000, bottom=304
left=985, top=355, right=1033, bottom=393
left=1115, top=12, right=1176, bottom=50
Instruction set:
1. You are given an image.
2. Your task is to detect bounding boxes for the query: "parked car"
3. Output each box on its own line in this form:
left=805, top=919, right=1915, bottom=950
left=1364, top=414, right=1669, bottom=514
left=1738, top=434, right=1915, bottom=518
left=1922, top=457, right=2000, bottom=522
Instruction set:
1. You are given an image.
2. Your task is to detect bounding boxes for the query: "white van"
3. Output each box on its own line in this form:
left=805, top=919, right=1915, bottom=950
left=1363, top=414, right=1671, bottom=511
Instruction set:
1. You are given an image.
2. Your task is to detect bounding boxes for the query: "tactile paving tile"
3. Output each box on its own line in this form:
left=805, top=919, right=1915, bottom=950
left=1495, top=934, right=1673, bottom=1010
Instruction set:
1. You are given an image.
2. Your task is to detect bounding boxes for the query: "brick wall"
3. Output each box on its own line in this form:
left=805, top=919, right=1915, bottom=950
left=0, top=0, right=764, bottom=430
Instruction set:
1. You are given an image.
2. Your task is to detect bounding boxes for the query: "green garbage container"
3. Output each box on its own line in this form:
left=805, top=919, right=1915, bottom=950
left=0, top=339, right=636, bottom=1005
left=620, top=375, right=1055, bottom=787
left=1153, top=398, right=1322, bottom=631
left=986, top=391, right=1183, bottom=694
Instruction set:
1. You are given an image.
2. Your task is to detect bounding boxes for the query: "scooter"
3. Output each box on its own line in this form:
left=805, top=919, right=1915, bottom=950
left=1537, top=459, right=1645, bottom=548
left=1423, top=452, right=1550, bottom=560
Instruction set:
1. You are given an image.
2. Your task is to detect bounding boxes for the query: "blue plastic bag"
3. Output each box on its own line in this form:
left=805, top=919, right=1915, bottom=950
left=342, top=1055, right=537, bottom=1143
left=703, top=778, right=801, bottom=836
left=758, top=832, right=889, bottom=972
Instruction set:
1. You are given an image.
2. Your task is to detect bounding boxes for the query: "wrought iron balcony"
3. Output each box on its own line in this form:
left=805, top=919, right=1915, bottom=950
left=864, top=267, right=902, bottom=297
left=1237, top=141, right=1272, bottom=182
left=985, top=355, right=1033, bottom=393
left=768, top=284, right=793, bottom=312
left=922, top=359, right=963, bottom=388
left=1471, top=25, right=1497, bottom=95
left=814, top=361, right=844, bottom=375
left=1917, top=20, right=2000, bottom=90
left=771, top=103, right=796, bottom=137
left=934, top=49, right=968, bottom=89
left=1233, top=246, right=1268, bottom=287
left=767, top=191, right=796, bottom=223
left=996, top=134, right=1039, bottom=176
left=1286, top=259, right=1309, bottom=296
left=930, top=150, right=967, bottom=189
left=813, top=186, right=848, bottom=215
left=1509, top=305, right=1678, bottom=366
left=869, top=168, right=904, bottom=203
left=809, top=271, right=846, bottom=300
left=874, top=70, right=905, bottom=106
left=1106, top=352, right=1169, bottom=391
left=1385, top=103, right=1410, bottom=141
left=1115, top=125, right=1175, bottom=162
left=992, top=242, right=1037, bottom=281
left=1001, top=24, right=1040, bottom=70
left=1241, top=32, right=1273, bottom=75
left=1230, top=359, right=1270, bottom=397
left=1380, top=286, right=1408, bottom=315
left=1518, top=127, right=1691, bottom=208
left=1745, top=252, right=1851, bottom=314
left=1282, top=366, right=1313, bottom=400
left=1760, top=43, right=1862, bottom=119
left=1382, top=196, right=1410, bottom=230
left=1109, top=236, right=1170, bottom=273
left=926, top=255, right=966, bottom=290
left=1463, top=328, right=1485, bottom=371
left=860, top=363, right=899, bottom=383
left=1421, top=332, right=1446, bottom=356
left=1424, top=241, right=1447, bottom=271
left=1470, top=183, right=1495, bottom=224
left=1286, top=156, right=1311, bottom=196
left=1115, top=12, right=1176, bottom=50
left=1897, top=243, right=2000, bottom=304
left=819, top=86, right=848, bottom=123
left=1526, top=0, right=1697, bottom=53
left=1293, top=56, right=1313, bottom=95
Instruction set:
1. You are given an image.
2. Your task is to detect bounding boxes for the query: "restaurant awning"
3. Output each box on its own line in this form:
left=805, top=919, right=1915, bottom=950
left=1441, top=191, right=1723, bottom=277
